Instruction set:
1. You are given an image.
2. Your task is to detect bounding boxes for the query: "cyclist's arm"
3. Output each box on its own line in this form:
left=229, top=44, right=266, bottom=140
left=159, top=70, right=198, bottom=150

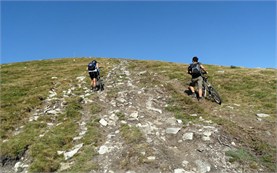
left=200, top=64, right=208, bottom=74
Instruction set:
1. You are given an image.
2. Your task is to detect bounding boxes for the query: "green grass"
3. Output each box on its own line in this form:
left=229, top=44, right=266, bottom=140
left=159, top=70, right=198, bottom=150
left=28, top=97, right=82, bottom=172
left=0, top=57, right=119, bottom=171
left=252, top=140, right=277, bottom=171
left=119, top=124, right=155, bottom=169
left=120, top=124, right=144, bottom=144
left=116, top=112, right=126, bottom=121
left=65, top=145, right=99, bottom=172
left=0, top=57, right=119, bottom=139
left=226, top=148, right=257, bottom=167
left=128, top=60, right=276, bottom=172
left=1, top=57, right=276, bottom=172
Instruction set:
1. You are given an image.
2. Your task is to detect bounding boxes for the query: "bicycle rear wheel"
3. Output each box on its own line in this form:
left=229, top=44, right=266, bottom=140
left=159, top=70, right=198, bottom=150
left=209, top=86, right=222, bottom=104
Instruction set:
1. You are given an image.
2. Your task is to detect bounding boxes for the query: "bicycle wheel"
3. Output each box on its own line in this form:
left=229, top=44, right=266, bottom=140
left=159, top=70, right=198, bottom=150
left=209, top=86, right=222, bottom=104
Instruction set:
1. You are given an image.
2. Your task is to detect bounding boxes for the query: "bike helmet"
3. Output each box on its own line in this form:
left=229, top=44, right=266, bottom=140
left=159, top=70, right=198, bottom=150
left=192, top=56, right=198, bottom=62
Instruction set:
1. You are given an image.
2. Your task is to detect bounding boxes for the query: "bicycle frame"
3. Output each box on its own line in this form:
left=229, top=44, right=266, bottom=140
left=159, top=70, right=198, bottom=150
left=201, top=75, right=222, bottom=104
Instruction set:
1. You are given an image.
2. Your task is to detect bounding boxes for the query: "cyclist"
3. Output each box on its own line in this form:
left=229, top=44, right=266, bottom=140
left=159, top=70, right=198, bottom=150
left=88, top=60, right=100, bottom=91
left=187, top=56, right=207, bottom=101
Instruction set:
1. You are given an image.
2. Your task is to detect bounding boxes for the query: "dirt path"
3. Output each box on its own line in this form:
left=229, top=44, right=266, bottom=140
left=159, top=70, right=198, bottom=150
left=85, top=60, right=254, bottom=173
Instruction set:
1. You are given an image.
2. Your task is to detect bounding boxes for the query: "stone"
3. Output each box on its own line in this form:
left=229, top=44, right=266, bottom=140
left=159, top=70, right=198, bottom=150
left=47, top=123, right=54, bottom=126
left=130, top=111, right=139, bottom=119
left=126, top=171, right=136, bottom=173
left=116, top=97, right=127, bottom=103
left=202, top=131, right=212, bottom=141
left=147, top=156, right=156, bottom=160
left=79, top=130, right=87, bottom=136
left=183, top=132, right=194, bottom=140
left=165, top=128, right=181, bottom=134
left=190, top=114, right=198, bottom=117
left=64, top=143, right=83, bottom=160
left=121, top=120, right=127, bottom=124
left=139, top=71, right=147, bottom=75
left=203, top=131, right=212, bottom=136
left=166, top=117, right=177, bottom=125
left=109, top=114, right=119, bottom=121
left=177, top=119, right=183, bottom=124
left=14, top=162, right=23, bottom=172
left=47, top=110, right=58, bottom=115
left=57, top=151, right=64, bottom=155
left=67, top=89, right=72, bottom=95
left=98, top=145, right=109, bottom=155
left=39, top=134, right=45, bottom=138
left=49, top=90, right=57, bottom=96
left=146, top=99, right=162, bottom=114
left=99, top=119, right=108, bottom=126
left=182, top=160, right=189, bottom=167
left=174, top=168, right=186, bottom=173
left=195, top=160, right=211, bottom=173
left=73, top=136, right=82, bottom=141
left=256, top=113, right=270, bottom=118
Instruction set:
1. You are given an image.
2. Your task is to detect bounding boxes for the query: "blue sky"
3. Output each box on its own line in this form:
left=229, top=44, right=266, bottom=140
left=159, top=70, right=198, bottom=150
left=1, top=1, right=276, bottom=68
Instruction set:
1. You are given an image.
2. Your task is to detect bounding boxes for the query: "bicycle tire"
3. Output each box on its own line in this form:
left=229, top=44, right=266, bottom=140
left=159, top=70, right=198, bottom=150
left=209, top=86, right=222, bottom=104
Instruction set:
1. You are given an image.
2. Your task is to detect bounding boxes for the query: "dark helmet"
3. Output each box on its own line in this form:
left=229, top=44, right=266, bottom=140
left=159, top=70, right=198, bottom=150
left=92, top=60, right=96, bottom=64
left=192, top=56, right=198, bottom=62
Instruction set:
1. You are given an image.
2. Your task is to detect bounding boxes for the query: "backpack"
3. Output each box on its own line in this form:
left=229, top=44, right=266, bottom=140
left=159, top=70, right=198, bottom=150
left=190, top=63, right=201, bottom=74
left=88, top=61, right=96, bottom=71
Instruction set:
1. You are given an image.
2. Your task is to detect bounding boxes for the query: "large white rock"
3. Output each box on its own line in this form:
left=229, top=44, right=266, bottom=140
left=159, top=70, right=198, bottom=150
left=64, top=143, right=83, bottom=160
left=256, top=113, right=270, bottom=118
left=99, top=119, right=108, bottom=126
left=165, top=128, right=181, bottom=134
left=183, top=132, right=194, bottom=140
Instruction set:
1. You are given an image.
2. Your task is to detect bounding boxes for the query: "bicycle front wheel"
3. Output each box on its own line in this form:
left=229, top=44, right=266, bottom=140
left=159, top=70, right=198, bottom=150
left=209, top=86, right=222, bottom=104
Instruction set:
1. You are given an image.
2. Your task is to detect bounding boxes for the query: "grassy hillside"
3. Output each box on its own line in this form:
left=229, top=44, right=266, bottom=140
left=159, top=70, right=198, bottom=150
left=0, top=57, right=276, bottom=172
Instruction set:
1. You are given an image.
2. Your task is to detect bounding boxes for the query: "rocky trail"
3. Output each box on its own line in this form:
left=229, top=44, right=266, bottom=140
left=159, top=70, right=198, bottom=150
left=2, top=59, right=268, bottom=173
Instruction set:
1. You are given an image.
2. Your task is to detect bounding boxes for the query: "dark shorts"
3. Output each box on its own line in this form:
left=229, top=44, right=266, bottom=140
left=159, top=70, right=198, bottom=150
left=89, top=72, right=98, bottom=79
left=189, top=76, right=203, bottom=89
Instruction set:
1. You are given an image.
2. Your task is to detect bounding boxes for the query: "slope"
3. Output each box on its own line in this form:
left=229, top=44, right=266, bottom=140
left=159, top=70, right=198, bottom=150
left=0, top=57, right=276, bottom=173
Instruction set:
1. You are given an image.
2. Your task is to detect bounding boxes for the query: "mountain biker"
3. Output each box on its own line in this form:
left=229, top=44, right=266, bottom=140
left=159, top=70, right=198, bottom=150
left=187, top=56, right=207, bottom=101
left=88, top=60, right=100, bottom=91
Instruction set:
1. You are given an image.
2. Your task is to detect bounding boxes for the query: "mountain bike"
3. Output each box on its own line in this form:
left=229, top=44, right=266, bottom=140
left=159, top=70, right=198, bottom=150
left=202, top=75, right=222, bottom=105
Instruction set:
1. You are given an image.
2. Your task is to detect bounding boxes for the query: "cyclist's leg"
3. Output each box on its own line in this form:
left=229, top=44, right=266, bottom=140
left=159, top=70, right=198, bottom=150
left=92, top=72, right=98, bottom=89
left=197, top=77, right=204, bottom=98
left=189, top=79, right=197, bottom=97
left=89, top=72, right=94, bottom=89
